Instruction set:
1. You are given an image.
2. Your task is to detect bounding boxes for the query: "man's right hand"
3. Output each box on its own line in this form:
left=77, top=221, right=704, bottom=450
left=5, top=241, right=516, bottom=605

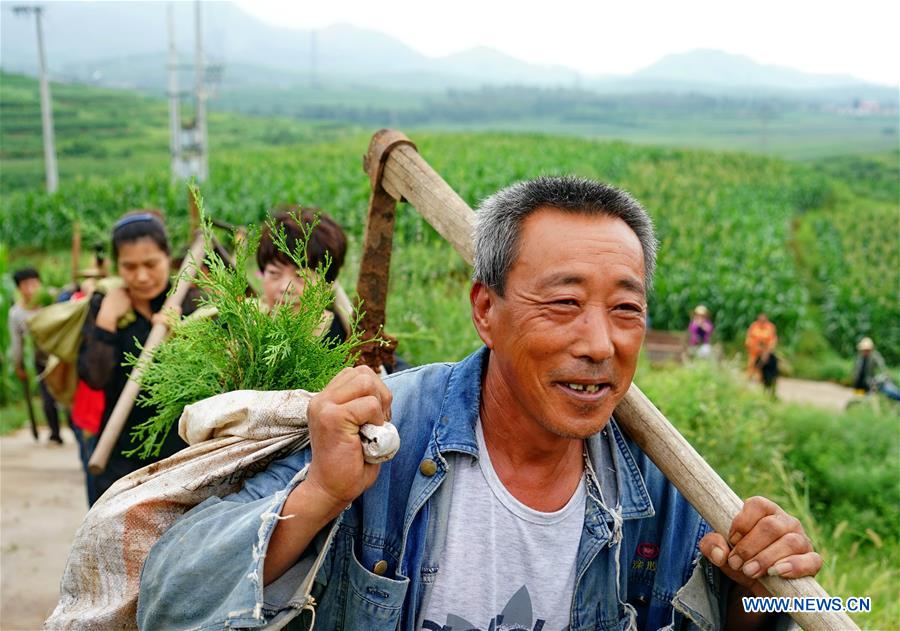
left=264, top=366, right=393, bottom=585
left=304, top=365, right=393, bottom=516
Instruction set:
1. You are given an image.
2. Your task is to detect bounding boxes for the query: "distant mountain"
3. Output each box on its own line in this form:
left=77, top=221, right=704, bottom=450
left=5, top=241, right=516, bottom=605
left=633, top=49, right=864, bottom=89
left=1, top=2, right=891, bottom=97
left=434, top=46, right=577, bottom=85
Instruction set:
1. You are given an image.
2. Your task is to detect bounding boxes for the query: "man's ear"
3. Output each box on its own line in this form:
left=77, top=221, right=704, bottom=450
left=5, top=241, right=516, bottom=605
left=470, top=282, right=496, bottom=349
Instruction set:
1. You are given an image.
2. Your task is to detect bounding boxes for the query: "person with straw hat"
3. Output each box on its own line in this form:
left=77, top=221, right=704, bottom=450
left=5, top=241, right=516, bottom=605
left=852, top=337, right=900, bottom=400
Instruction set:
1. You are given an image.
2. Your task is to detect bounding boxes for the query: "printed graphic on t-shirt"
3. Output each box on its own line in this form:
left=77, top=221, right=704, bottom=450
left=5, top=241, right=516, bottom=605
left=422, top=584, right=564, bottom=631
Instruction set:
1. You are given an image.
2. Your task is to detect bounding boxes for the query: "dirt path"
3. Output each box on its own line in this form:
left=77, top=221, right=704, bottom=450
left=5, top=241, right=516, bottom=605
left=1, top=427, right=86, bottom=631
left=776, top=377, right=856, bottom=412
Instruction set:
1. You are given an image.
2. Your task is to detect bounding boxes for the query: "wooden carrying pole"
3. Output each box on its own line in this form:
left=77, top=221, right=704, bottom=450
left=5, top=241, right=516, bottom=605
left=71, top=220, right=81, bottom=286
left=357, top=129, right=857, bottom=631
left=88, top=235, right=207, bottom=475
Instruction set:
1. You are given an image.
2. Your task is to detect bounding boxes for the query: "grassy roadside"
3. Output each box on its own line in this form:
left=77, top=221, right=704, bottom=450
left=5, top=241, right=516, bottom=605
left=0, top=395, right=44, bottom=435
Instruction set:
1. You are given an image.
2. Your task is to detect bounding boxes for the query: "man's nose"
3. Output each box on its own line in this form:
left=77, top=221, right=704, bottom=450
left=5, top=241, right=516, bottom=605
left=575, top=307, right=615, bottom=362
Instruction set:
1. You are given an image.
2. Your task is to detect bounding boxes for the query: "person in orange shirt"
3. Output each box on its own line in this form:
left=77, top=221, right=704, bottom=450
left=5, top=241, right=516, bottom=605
left=745, top=312, right=778, bottom=379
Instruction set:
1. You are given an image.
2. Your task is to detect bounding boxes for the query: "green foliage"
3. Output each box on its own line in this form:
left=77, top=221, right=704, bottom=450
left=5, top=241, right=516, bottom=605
left=125, top=192, right=360, bottom=458
left=781, top=402, right=900, bottom=542
left=0, top=397, right=42, bottom=435
left=640, top=358, right=899, bottom=545
left=790, top=352, right=854, bottom=384
left=382, top=240, right=482, bottom=365
left=0, top=244, right=14, bottom=405
left=813, top=151, right=900, bottom=203
left=636, top=359, right=787, bottom=497
left=793, top=166, right=900, bottom=364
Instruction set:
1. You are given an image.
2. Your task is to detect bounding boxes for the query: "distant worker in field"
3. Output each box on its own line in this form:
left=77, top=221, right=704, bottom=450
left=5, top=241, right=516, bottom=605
left=852, top=337, right=900, bottom=401
left=687, top=304, right=714, bottom=358
left=77, top=211, right=200, bottom=502
left=141, top=176, right=821, bottom=630
left=744, top=312, right=777, bottom=379
left=8, top=267, right=64, bottom=445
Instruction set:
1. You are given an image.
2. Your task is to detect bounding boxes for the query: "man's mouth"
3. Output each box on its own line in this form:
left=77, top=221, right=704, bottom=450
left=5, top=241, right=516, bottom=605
left=555, top=381, right=613, bottom=400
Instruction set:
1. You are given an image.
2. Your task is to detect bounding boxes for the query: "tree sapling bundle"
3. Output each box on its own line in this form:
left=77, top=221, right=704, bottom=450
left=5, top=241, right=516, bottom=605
left=125, top=190, right=362, bottom=459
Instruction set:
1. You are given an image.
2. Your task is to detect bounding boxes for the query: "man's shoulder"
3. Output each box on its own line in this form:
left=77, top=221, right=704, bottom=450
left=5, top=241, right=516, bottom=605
left=383, top=360, right=457, bottom=424
left=383, top=360, right=456, bottom=392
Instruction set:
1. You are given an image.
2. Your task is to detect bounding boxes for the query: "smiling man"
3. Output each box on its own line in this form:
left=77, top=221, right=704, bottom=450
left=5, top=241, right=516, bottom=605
left=138, top=176, right=820, bottom=630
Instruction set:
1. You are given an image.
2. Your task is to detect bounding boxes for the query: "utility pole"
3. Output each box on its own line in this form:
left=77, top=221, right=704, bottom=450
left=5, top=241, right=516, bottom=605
left=194, top=0, right=208, bottom=181
left=13, top=5, right=58, bottom=193
left=167, top=3, right=181, bottom=184
left=167, top=1, right=215, bottom=184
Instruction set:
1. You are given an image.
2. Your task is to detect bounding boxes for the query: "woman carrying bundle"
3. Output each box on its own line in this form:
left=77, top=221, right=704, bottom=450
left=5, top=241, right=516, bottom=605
left=77, top=211, right=200, bottom=503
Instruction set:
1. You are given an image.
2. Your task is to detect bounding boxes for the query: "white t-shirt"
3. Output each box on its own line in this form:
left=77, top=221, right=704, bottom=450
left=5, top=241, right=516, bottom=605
left=420, top=420, right=586, bottom=631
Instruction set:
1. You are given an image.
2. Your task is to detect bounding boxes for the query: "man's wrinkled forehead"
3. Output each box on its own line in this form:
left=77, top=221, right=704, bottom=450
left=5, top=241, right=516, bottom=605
left=515, top=208, right=647, bottom=290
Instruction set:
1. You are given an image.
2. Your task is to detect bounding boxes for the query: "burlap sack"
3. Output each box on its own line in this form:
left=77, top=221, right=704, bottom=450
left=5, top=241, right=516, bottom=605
left=40, top=355, right=79, bottom=408
left=28, top=278, right=128, bottom=364
left=45, top=389, right=314, bottom=630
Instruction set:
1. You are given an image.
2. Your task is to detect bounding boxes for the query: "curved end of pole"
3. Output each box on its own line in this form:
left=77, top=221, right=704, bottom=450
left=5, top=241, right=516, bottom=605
left=363, top=129, right=417, bottom=192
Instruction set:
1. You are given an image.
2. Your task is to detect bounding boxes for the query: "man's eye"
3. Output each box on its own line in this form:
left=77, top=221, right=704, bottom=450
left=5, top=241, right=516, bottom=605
left=552, top=299, right=579, bottom=307
left=616, top=303, right=644, bottom=313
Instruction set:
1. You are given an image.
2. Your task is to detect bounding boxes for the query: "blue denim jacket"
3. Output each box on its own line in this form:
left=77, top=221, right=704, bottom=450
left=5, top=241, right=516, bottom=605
left=139, top=347, right=735, bottom=631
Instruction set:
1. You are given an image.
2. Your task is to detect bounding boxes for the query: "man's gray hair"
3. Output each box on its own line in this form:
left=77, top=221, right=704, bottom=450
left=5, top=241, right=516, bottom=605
left=473, top=175, right=658, bottom=295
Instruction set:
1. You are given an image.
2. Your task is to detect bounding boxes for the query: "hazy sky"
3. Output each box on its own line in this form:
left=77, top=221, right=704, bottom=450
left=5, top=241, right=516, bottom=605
left=233, top=0, right=899, bottom=86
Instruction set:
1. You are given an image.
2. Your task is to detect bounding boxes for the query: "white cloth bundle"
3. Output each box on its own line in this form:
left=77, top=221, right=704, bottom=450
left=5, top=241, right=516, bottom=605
left=46, top=389, right=399, bottom=630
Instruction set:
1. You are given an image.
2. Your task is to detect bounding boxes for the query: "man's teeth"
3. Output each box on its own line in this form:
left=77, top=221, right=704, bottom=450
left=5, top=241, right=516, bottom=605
left=567, top=383, right=603, bottom=393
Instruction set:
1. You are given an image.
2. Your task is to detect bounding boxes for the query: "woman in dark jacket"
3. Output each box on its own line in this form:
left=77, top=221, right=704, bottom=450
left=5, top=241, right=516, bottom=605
left=77, top=211, right=199, bottom=503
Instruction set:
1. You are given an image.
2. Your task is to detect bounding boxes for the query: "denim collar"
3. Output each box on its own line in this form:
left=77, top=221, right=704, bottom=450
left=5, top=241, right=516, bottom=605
left=433, top=346, right=654, bottom=520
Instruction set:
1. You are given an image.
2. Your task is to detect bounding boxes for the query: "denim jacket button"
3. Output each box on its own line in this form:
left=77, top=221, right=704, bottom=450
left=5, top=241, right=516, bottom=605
left=373, top=560, right=389, bottom=575
left=419, top=459, right=438, bottom=476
